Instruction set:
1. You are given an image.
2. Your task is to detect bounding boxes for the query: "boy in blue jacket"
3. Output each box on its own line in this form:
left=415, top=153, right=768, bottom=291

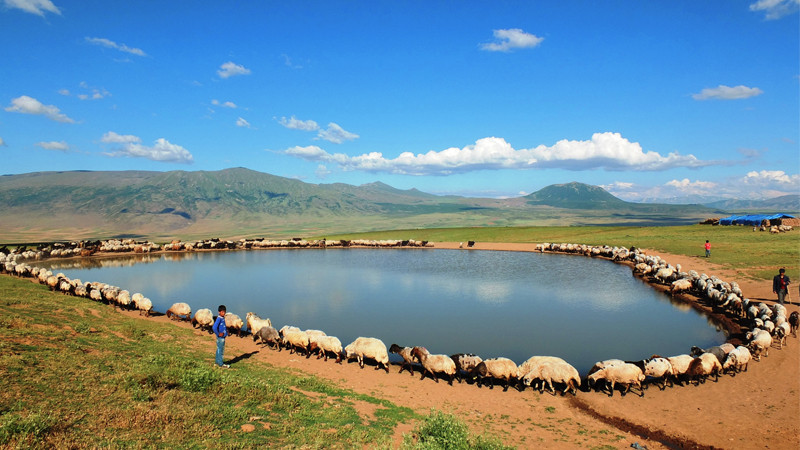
left=212, top=305, right=230, bottom=368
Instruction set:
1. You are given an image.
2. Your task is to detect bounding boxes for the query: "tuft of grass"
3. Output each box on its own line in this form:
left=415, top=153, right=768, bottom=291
left=402, top=410, right=513, bottom=450
left=0, top=410, right=57, bottom=445
left=73, top=321, right=91, bottom=334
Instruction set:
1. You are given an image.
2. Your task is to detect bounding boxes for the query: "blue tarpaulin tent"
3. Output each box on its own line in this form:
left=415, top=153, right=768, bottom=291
left=718, top=213, right=796, bottom=226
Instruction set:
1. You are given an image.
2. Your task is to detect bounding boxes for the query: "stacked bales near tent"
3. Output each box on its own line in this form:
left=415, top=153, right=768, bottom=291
left=780, top=217, right=800, bottom=227
left=718, top=214, right=795, bottom=227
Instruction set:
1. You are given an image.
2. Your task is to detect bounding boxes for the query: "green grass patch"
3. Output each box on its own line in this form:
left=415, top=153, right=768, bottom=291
left=402, top=410, right=512, bottom=450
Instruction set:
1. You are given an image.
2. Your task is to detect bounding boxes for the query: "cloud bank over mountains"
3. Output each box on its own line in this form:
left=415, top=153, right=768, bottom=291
left=284, top=132, right=714, bottom=175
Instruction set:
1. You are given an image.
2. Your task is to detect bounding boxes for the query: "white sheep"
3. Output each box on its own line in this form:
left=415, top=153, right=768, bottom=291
left=654, top=266, right=675, bottom=283
left=411, top=346, right=457, bottom=385
left=518, top=355, right=569, bottom=378
left=521, top=359, right=581, bottom=396
left=747, top=329, right=773, bottom=361
left=116, top=290, right=132, bottom=309
left=670, top=278, right=693, bottom=295
left=245, top=312, right=272, bottom=335
left=687, top=353, right=722, bottom=385
left=642, top=357, right=673, bottom=390
left=587, top=363, right=645, bottom=397
left=308, top=335, right=343, bottom=363
left=722, top=346, right=751, bottom=374
left=89, top=289, right=103, bottom=302
left=166, top=302, right=191, bottom=321
left=131, top=293, right=144, bottom=308
left=192, top=308, right=214, bottom=331
left=344, top=337, right=390, bottom=373
left=666, top=354, right=694, bottom=386
left=224, top=313, right=244, bottom=337
left=282, top=329, right=310, bottom=354
left=137, top=297, right=153, bottom=317
left=472, top=357, right=517, bottom=391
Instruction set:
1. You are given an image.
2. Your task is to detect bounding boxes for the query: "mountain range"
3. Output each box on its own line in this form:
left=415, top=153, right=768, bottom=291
left=0, top=167, right=783, bottom=242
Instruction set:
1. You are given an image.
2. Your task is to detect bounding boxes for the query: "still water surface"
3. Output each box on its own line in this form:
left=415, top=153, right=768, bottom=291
left=47, top=249, right=725, bottom=374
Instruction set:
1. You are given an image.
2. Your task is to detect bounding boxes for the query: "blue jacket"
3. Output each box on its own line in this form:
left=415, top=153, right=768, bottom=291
left=212, top=315, right=228, bottom=338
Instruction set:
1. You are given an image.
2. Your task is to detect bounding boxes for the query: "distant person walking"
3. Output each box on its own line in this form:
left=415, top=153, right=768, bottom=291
left=212, top=305, right=230, bottom=368
left=704, top=240, right=711, bottom=258
left=773, top=269, right=790, bottom=305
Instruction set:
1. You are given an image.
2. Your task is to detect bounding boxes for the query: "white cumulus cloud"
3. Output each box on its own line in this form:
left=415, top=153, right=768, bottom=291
left=5, top=95, right=75, bottom=123
left=236, top=117, right=251, bottom=128
left=278, top=116, right=319, bottom=131
left=101, top=131, right=193, bottom=163
left=316, top=122, right=359, bottom=144
left=692, top=85, right=764, bottom=100
left=3, top=0, right=60, bottom=16
left=217, top=61, right=251, bottom=79
left=480, top=28, right=544, bottom=52
left=85, top=37, right=146, bottom=57
left=749, top=0, right=800, bottom=20
left=742, top=170, right=800, bottom=187
left=0, top=137, right=6, bottom=146
left=665, top=178, right=717, bottom=191
left=284, top=132, right=711, bottom=175
left=606, top=170, right=800, bottom=202
left=36, top=140, right=69, bottom=151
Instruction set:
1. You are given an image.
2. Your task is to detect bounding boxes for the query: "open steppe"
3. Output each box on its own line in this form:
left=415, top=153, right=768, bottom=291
left=113, top=242, right=799, bottom=449
left=2, top=230, right=798, bottom=448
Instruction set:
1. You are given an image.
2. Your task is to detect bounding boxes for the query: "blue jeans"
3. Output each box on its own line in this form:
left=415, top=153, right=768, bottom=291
left=216, top=337, right=226, bottom=366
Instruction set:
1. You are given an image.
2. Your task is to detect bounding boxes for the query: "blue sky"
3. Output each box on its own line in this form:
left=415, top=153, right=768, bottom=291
left=1, top=1, right=798, bottom=202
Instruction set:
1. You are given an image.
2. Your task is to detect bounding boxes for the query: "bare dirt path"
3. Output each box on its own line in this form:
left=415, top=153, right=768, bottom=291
left=118, top=242, right=799, bottom=449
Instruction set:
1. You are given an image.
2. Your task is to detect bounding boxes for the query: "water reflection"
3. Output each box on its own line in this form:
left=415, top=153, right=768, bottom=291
left=50, top=248, right=725, bottom=373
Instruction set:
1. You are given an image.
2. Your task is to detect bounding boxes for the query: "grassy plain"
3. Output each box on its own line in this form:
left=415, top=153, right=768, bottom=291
left=1, top=224, right=798, bottom=447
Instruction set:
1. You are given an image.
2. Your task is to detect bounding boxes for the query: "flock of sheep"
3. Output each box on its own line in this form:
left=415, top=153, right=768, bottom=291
left=1, top=239, right=797, bottom=397
left=0, top=237, right=432, bottom=257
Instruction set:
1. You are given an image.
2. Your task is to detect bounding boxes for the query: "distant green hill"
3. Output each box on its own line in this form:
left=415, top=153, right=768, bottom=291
left=0, top=168, right=724, bottom=242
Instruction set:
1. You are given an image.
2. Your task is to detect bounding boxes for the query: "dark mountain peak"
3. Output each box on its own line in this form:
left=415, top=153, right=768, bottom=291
left=525, top=182, right=627, bottom=209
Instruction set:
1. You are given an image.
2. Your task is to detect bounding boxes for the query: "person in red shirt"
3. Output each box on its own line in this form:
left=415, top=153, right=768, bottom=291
left=704, top=240, right=711, bottom=258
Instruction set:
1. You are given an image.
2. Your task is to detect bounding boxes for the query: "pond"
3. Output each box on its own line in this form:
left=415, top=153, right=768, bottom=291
left=44, top=248, right=725, bottom=374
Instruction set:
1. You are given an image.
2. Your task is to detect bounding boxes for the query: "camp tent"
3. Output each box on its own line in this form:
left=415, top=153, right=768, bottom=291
left=718, top=213, right=796, bottom=226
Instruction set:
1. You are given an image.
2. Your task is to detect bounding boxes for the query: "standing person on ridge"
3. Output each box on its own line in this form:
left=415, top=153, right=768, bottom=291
left=212, top=304, right=230, bottom=368
left=704, top=240, right=711, bottom=258
left=772, top=268, right=790, bottom=305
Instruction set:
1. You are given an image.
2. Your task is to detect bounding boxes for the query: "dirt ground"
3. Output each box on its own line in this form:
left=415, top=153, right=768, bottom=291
left=118, top=242, right=799, bottom=449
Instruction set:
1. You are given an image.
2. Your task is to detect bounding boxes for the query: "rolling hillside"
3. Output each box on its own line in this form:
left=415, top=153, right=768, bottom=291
left=0, top=168, right=724, bottom=242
